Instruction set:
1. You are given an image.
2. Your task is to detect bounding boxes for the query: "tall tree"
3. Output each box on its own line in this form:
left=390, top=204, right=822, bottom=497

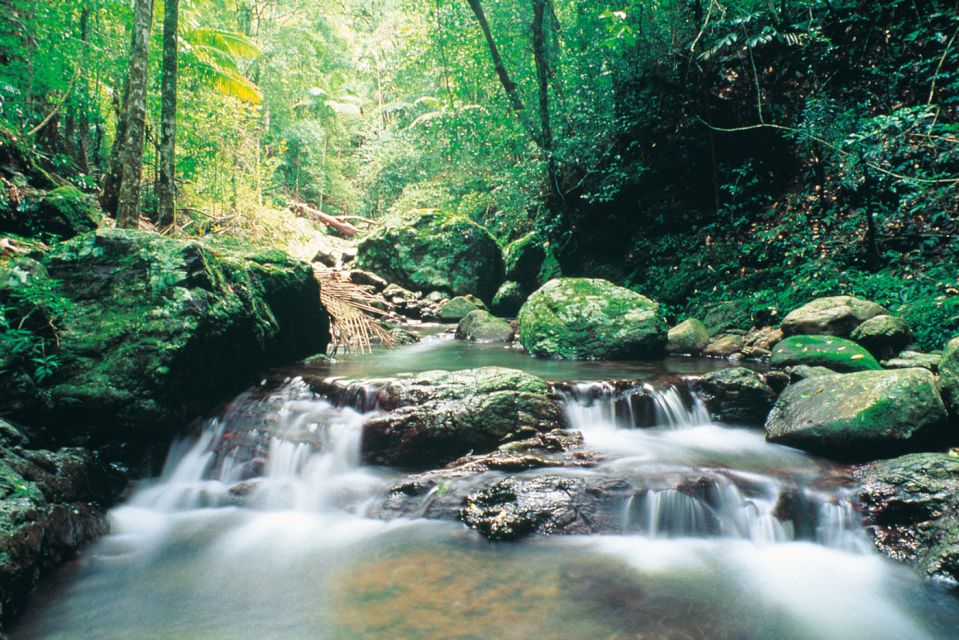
left=111, top=0, right=154, bottom=228
left=158, top=0, right=179, bottom=228
left=531, top=0, right=562, bottom=211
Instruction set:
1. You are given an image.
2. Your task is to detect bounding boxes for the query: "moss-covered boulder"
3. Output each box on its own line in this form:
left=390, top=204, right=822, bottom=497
left=764, top=369, right=949, bottom=459
left=700, top=367, right=777, bottom=424
left=518, top=278, right=667, bottom=360
left=455, top=310, right=514, bottom=343
left=941, top=337, right=959, bottom=418
left=699, top=300, right=754, bottom=336
left=857, top=453, right=959, bottom=582
left=356, top=210, right=504, bottom=302
left=491, top=281, right=525, bottom=317
left=437, top=295, right=486, bottom=322
left=666, top=318, right=709, bottom=354
left=770, top=335, right=882, bottom=372
left=0, top=186, right=99, bottom=240
left=0, top=230, right=329, bottom=451
left=502, top=232, right=561, bottom=291
left=882, top=351, right=942, bottom=373
left=356, top=368, right=566, bottom=467
left=850, top=315, right=913, bottom=359
left=781, top=296, right=886, bottom=337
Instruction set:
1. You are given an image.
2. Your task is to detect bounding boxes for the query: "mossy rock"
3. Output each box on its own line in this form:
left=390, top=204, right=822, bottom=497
left=770, top=335, right=882, bottom=372
left=0, top=230, right=329, bottom=450
left=0, top=186, right=99, bottom=240
left=850, top=315, right=913, bottom=359
left=356, top=210, right=504, bottom=302
left=666, top=318, right=710, bottom=354
left=455, top=310, right=514, bottom=343
left=698, top=300, right=754, bottom=336
left=503, top=232, right=561, bottom=290
left=437, top=295, right=486, bottom=322
left=491, top=281, right=525, bottom=317
left=518, top=278, right=667, bottom=360
left=764, top=369, right=949, bottom=459
left=700, top=367, right=776, bottom=424
left=940, top=337, right=959, bottom=418
left=781, top=296, right=886, bottom=338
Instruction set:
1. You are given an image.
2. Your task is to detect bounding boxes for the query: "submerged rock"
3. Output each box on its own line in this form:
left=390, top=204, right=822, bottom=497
left=699, top=367, right=776, bottom=424
left=781, top=296, right=886, bottom=338
left=518, top=278, right=667, bottom=360
left=666, top=318, right=710, bottom=355
left=940, top=337, right=959, bottom=418
left=455, top=310, right=514, bottom=343
left=857, top=453, right=959, bottom=582
left=850, top=315, right=913, bottom=359
left=770, top=335, right=882, bottom=372
left=0, top=231, right=329, bottom=451
left=355, top=210, right=504, bottom=302
left=342, top=368, right=566, bottom=467
left=765, top=369, right=949, bottom=459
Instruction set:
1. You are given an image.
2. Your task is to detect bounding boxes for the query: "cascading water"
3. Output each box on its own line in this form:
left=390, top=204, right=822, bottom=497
left=13, top=347, right=959, bottom=640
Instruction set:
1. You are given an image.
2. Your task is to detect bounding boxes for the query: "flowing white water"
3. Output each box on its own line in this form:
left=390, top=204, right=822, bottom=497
left=13, top=360, right=959, bottom=639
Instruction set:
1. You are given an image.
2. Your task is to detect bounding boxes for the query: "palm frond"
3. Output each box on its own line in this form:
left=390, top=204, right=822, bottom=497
left=315, top=267, right=395, bottom=355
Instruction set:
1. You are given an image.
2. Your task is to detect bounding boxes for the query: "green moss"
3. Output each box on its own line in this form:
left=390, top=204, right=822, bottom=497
left=455, top=310, right=514, bottom=343
left=940, top=337, right=959, bottom=417
left=770, top=335, right=882, bottom=372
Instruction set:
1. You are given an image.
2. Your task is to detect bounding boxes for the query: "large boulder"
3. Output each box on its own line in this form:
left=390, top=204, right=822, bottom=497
left=781, top=296, right=886, bottom=337
left=0, top=231, right=329, bottom=451
left=770, top=335, right=882, bottom=372
left=455, top=310, right=514, bottom=343
left=436, top=295, right=486, bottom=322
left=518, top=278, right=667, bottom=360
left=857, top=453, right=959, bottom=582
left=349, top=368, right=566, bottom=467
left=940, top=337, right=959, bottom=417
left=699, top=367, right=777, bottom=424
left=356, top=210, right=504, bottom=302
left=491, top=281, right=525, bottom=317
left=850, top=315, right=913, bottom=359
left=502, top=232, right=561, bottom=291
left=764, top=368, right=949, bottom=459
left=0, top=420, right=123, bottom=625
left=666, top=318, right=710, bottom=355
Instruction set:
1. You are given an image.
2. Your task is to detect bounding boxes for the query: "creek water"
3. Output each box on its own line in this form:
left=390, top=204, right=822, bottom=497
left=13, top=332, right=959, bottom=639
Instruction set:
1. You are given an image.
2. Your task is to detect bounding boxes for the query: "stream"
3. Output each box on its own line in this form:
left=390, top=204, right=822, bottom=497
left=13, top=331, right=959, bottom=639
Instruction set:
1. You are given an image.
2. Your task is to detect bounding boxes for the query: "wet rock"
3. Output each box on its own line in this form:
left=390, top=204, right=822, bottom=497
left=940, top=337, right=959, bottom=418
left=765, top=369, right=949, bottom=460
left=785, top=365, right=838, bottom=382
left=491, top=281, right=526, bottom=317
left=502, top=232, right=561, bottom=292
left=882, top=351, right=942, bottom=373
left=437, top=295, right=486, bottom=322
left=666, top=318, right=710, bottom=355
left=0, top=231, right=329, bottom=451
left=857, top=453, right=959, bottom=582
left=703, top=333, right=744, bottom=358
left=311, top=248, right=338, bottom=268
left=347, top=269, right=388, bottom=292
left=770, top=335, right=882, bottom=372
left=390, top=326, right=420, bottom=346
left=781, top=296, right=887, bottom=338
left=455, top=310, right=514, bottom=343
left=699, top=300, right=755, bottom=336
left=699, top=367, right=776, bottom=424
left=850, top=315, right=913, bottom=359
left=356, top=210, right=504, bottom=302
left=741, top=326, right=784, bottom=359
left=518, top=278, right=667, bottom=360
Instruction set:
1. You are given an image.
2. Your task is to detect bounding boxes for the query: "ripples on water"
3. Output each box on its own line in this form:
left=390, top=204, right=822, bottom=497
left=12, top=337, right=959, bottom=639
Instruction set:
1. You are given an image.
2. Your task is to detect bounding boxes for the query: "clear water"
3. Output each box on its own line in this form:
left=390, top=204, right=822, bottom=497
left=13, top=333, right=959, bottom=639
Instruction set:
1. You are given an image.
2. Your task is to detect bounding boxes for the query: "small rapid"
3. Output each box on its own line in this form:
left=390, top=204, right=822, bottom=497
left=12, top=343, right=959, bottom=640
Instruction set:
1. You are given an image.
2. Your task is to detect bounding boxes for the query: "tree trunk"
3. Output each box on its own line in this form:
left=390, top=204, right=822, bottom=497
left=531, top=0, right=561, bottom=209
left=158, top=0, right=178, bottom=228
left=291, top=203, right=360, bottom=238
left=115, top=0, right=154, bottom=229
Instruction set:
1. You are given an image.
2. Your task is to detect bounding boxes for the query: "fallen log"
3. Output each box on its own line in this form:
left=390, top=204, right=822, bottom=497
left=291, top=203, right=360, bottom=238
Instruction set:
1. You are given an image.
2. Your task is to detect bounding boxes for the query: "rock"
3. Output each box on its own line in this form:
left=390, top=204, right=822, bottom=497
left=857, top=453, right=959, bottom=582
left=940, top=337, right=959, bottom=418
left=347, top=269, right=388, bottom=292
left=785, top=365, right=838, bottom=382
left=781, top=296, right=887, bottom=337
left=882, top=351, right=942, bottom=373
left=355, top=210, right=504, bottom=302
left=703, top=333, right=744, bottom=358
left=666, top=318, right=710, bottom=355
left=518, top=278, right=667, bottom=360
left=437, top=295, right=486, bottom=322
left=455, top=310, right=514, bottom=343
left=0, top=420, right=124, bottom=623
left=699, top=367, right=777, bottom=424
left=850, top=315, right=913, bottom=359
left=311, top=248, right=338, bottom=267
left=770, top=335, right=882, bottom=372
left=351, top=368, right=567, bottom=467
left=491, top=281, right=526, bottom=317
left=0, top=231, right=329, bottom=452
left=764, top=369, right=949, bottom=459
left=0, top=186, right=99, bottom=240
left=390, top=327, right=420, bottom=346
left=699, top=300, right=754, bottom=336
left=742, top=326, right=784, bottom=359
left=502, top=232, right=561, bottom=291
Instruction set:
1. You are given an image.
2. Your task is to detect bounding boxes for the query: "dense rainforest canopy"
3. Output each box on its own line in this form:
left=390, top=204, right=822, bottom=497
left=1, top=0, right=957, bottom=347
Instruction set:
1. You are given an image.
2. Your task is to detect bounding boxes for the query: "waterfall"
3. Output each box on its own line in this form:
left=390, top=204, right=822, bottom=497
left=555, top=381, right=708, bottom=430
